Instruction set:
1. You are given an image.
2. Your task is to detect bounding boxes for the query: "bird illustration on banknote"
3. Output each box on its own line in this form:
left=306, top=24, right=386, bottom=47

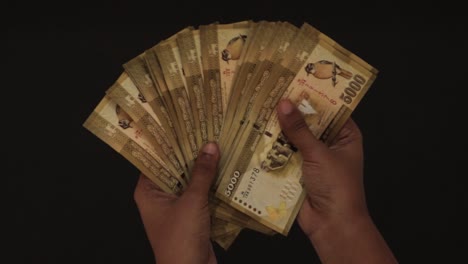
left=222, top=34, right=247, bottom=63
left=304, top=60, right=352, bottom=86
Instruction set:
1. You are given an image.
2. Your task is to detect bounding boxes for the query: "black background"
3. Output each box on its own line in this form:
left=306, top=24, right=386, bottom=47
left=7, top=1, right=467, bottom=263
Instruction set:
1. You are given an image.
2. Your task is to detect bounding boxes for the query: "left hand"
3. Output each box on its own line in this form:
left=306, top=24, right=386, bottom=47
left=134, top=142, right=220, bottom=264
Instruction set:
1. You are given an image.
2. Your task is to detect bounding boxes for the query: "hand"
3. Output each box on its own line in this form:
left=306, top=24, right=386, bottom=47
left=277, top=99, right=397, bottom=263
left=134, top=143, right=219, bottom=264
left=277, top=99, right=367, bottom=237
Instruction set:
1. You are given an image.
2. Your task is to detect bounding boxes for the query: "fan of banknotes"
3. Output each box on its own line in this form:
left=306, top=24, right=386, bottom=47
left=83, top=20, right=377, bottom=249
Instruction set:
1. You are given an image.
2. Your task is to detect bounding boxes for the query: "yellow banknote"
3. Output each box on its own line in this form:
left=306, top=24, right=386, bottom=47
left=83, top=97, right=185, bottom=194
left=215, top=23, right=377, bottom=235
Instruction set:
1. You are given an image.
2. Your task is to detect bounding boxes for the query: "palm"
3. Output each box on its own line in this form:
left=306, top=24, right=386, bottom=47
left=296, top=119, right=364, bottom=238
left=135, top=175, right=216, bottom=264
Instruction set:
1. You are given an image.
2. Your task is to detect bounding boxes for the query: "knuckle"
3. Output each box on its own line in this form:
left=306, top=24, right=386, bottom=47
left=347, top=119, right=363, bottom=140
left=133, top=180, right=144, bottom=203
left=133, top=187, right=149, bottom=206
left=292, top=117, right=308, bottom=133
left=192, top=162, right=214, bottom=177
left=133, top=189, right=141, bottom=203
left=199, top=154, right=217, bottom=167
left=354, top=125, right=363, bottom=140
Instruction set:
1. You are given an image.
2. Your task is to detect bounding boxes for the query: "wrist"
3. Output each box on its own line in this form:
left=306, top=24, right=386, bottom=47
left=308, top=210, right=372, bottom=244
left=307, top=210, right=398, bottom=263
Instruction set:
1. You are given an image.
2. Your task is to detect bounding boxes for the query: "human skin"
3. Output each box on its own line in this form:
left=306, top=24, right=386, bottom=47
left=277, top=99, right=398, bottom=264
left=134, top=143, right=219, bottom=264
left=134, top=99, right=398, bottom=264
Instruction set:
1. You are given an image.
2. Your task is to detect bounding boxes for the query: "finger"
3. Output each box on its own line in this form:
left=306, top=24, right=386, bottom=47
left=184, top=142, right=220, bottom=200
left=133, top=174, right=175, bottom=239
left=329, top=118, right=363, bottom=151
left=276, top=99, right=327, bottom=161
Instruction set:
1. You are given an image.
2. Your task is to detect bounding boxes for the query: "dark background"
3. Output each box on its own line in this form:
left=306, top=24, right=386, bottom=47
left=7, top=1, right=467, bottom=263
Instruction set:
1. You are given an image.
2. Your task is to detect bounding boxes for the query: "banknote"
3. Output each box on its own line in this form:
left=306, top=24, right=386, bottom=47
left=218, top=23, right=318, bottom=180
left=212, top=226, right=242, bottom=250
left=176, top=29, right=207, bottom=146
left=152, top=30, right=199, bottom=168
left=199, top=21, right=252, bottom=141
left=235, top=22, right=299, bottom=130
left=84, top=20, right=378, bottom=248
left=216, top=21, right=252, bottom=113
left=219, top=22, right=299, bottom=169
left=145, top=44, right=195, bottom=169
left=105, top=76, right=276, bottom=235
left=83, top=97, right=185, bottom=194
left=124, top=47, right=272, bottom=235
left=106, top=73, right=188, bottom=179
left=210, top=197, right=275, bottom=235
left=211, top=217, right=242, bottom=237
left=192, top=30, right=204, bottom=79
left=123, top=55, right=180, bottom=154
left=210, top=217, right=242, bottom=249
left=85, top=96, right=253, bottom=238
left=215, top=23, right=377, bottom=234
left=219, top=21, right=274, bottom=150
left=144, top=36, right=276, bottom=236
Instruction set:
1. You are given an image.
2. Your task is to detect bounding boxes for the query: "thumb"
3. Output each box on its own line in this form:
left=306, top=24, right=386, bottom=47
left=276, top=99, right=327, bottom=162
left=184, top=142, right=220, bottom=199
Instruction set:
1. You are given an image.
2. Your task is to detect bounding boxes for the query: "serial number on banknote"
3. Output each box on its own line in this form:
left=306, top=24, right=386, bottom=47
left=225, top=167, right=260, bottom=197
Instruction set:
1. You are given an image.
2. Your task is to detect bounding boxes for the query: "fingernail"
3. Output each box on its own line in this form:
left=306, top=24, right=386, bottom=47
left=278, top=99, right=294, bottom=115
left=202, top=142, right=218, bottom=155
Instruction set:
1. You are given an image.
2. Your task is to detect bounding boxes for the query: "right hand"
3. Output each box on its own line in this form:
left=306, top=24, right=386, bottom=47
left=277, top=99, right=397, bottom=263
left=276, top=99, right=368, bottom=238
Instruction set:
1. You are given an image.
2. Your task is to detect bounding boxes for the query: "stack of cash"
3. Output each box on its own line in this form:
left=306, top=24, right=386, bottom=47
left=83, top=20, right=377, bottom=249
